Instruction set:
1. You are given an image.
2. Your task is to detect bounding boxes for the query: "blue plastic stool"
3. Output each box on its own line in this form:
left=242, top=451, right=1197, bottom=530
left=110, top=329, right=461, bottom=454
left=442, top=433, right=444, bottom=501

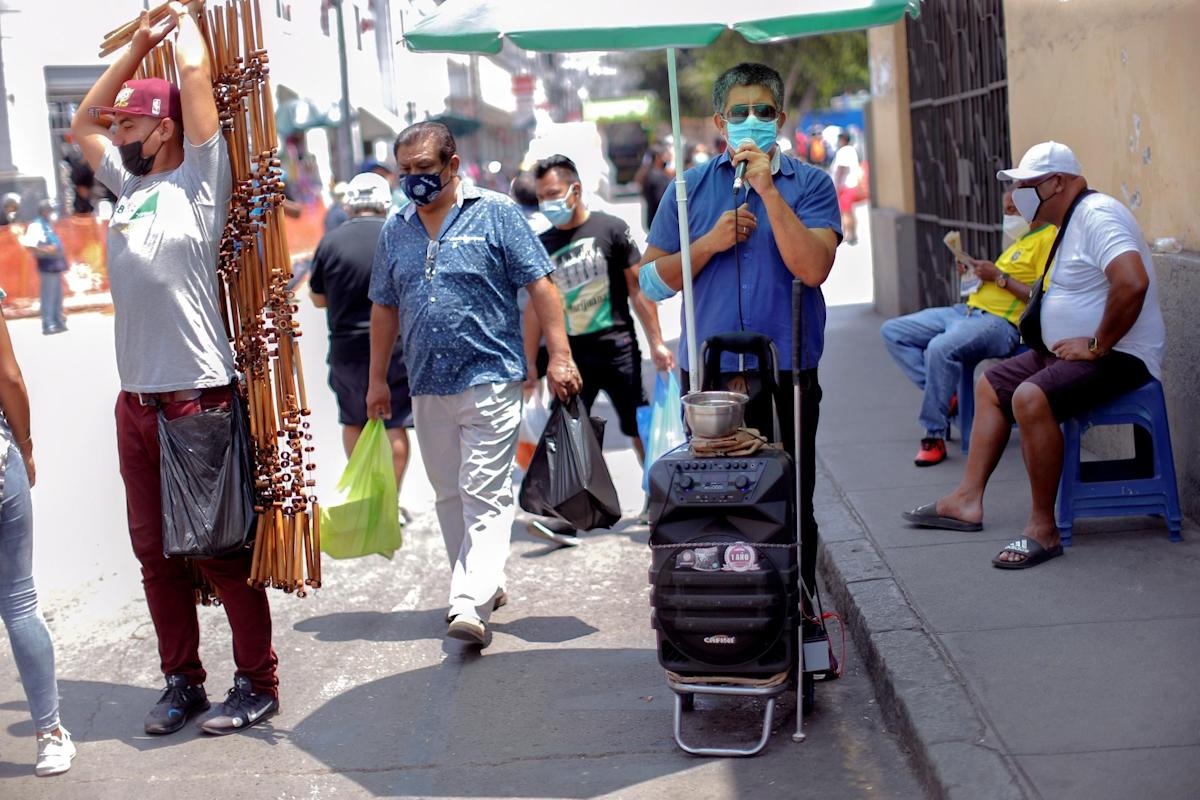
left=1055, top=378, right=1182, bottom=547
left=957, top=345, right=1028, bottom=453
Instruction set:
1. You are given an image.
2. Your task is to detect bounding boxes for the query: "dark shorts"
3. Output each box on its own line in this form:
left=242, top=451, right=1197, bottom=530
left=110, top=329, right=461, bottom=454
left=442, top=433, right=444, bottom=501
left=984, top=348, right=1151, bottom=424
left=538, top=327, right=647, bottom=438
left=328, top=349, right=413, bottom=428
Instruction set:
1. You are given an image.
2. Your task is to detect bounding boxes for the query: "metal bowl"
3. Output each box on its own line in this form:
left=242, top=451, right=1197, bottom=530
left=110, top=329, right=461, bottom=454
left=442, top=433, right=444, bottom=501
left=682, top=391, right=748, bottom=438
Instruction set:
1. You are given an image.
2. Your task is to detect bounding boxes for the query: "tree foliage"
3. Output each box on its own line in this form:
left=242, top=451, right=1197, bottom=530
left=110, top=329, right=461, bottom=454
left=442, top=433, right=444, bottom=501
left=624, top=30, right=868, bottom=132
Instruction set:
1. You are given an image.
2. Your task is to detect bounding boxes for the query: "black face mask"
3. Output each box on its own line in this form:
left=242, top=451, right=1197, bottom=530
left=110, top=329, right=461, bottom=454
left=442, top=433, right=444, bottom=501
left=118, top=126, right=165, bottom=176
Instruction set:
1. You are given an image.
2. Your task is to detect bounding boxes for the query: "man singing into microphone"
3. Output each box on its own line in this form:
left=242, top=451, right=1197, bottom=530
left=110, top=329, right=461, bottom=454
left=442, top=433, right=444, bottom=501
left=638, top=62, right=841, bottom=617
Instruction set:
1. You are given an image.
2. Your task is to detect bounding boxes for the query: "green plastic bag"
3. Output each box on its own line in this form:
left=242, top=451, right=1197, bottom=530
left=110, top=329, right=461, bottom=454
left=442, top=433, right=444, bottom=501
left=319, top=419, right=402, bottom=560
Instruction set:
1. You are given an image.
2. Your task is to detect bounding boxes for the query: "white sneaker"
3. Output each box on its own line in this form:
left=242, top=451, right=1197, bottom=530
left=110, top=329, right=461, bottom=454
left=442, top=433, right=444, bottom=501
left=35, top=727, right=76, bottom=777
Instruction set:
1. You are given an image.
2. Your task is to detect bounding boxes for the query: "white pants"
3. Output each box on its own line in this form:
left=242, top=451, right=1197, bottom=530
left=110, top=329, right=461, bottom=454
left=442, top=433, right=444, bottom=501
left=413, top=381, right=522, bottom=621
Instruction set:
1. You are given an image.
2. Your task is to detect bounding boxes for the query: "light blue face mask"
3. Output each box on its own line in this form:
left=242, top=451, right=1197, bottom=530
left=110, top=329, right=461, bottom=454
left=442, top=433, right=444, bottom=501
left=724, top=117, right=779, bottom=154
left=539, top=187, right=576, bottom=227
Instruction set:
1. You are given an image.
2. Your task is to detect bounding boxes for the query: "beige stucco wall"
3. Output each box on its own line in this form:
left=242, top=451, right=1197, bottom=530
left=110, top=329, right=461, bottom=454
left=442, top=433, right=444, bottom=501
left=1005, top=0, right=1200, bottom=247
left=867, top=22, right=915, bottom=214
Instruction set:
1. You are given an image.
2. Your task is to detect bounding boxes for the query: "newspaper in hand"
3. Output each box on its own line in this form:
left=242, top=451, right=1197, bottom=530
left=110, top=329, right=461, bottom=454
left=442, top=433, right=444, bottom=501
left=943, top=230, right=981, bottom=296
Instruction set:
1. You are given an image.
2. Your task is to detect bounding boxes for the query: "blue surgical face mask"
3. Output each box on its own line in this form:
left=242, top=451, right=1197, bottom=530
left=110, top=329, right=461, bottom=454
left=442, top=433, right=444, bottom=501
left=402, top=163, right=448, bottom=207
left=539, top=186, right=576, bottom=227
left=724, top=117, right=779, bottom=154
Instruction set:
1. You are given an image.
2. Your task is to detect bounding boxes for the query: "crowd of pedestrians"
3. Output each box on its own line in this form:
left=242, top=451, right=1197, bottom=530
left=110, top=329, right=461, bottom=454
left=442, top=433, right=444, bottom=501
left=0, top=5, right=1169, bottom=776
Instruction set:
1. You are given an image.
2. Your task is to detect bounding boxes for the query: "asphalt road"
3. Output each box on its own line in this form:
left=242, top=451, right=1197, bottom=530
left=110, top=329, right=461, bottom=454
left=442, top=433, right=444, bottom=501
left=0, top=200, right=922, bottom=798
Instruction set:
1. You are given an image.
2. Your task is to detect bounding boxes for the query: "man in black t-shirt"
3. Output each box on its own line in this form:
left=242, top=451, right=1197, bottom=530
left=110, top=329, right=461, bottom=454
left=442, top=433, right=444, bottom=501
left=310, top=172, right=412, bottom=501
left=525, top=155, right=675, bottom=540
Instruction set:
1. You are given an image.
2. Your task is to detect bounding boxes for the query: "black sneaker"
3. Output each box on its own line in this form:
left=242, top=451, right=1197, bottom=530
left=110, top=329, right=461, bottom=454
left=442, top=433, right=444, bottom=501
left=198, top=677, right=278, bottom=736
left=144, top=674, right=210, bottom=735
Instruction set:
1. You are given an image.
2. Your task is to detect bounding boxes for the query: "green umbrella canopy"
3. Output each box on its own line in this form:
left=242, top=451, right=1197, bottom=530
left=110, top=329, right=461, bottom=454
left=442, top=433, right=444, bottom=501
left=404, top=0, right=918, bottom=53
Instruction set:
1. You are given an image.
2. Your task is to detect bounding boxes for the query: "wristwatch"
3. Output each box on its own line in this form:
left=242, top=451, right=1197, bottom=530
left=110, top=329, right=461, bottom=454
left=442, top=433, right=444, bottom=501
left=1088, top=337, right=1101, bottom=354
left=996, top=274, right=1009, bottom=290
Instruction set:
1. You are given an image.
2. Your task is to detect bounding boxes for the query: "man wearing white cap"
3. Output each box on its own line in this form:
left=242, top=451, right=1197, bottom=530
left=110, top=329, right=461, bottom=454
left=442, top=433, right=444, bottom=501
left=902, top=140, right=1166, bottom=570
left=310, top=173, right=412, bottom=498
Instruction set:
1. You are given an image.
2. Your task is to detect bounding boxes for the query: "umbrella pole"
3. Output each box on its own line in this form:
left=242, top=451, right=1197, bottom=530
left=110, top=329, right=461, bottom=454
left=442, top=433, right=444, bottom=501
left=667, top=47, right=699, bottom=395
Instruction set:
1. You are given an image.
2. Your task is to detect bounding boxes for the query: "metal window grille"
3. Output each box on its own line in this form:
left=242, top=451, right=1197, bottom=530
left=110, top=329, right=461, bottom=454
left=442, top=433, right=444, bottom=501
left=907, top=0, right=1011, bottom=308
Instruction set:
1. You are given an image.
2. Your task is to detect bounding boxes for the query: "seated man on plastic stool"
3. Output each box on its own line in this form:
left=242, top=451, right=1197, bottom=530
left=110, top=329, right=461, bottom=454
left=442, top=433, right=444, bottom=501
left=880, top=189, right=1055, bottom=466
left=637, top=62, right=841, bottom=621
left=902, top=141, right=1166, bottom=570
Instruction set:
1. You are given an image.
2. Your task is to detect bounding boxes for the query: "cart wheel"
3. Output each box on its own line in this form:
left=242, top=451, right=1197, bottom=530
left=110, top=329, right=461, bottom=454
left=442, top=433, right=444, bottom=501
left=680, top=692, right=695, bottom=711
left=802, top=673, right=815, bottom=714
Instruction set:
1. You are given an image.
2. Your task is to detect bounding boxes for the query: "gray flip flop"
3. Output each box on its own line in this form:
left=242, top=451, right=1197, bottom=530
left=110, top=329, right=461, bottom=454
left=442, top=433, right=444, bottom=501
left=992, top=537, right=1063, bottom=570
left=902, top=502, right=983, bottom=532
left=526, top=519, right=581, bottom=547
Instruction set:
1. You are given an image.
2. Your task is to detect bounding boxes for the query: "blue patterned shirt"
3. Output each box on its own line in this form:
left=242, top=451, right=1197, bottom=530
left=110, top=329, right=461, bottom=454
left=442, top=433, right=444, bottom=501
left=368, top=183, right=554, bottom=396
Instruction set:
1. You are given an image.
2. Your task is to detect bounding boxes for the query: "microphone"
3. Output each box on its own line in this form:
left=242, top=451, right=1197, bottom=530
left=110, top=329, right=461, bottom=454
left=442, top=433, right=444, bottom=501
left=731, top=138, right=754, bottom=193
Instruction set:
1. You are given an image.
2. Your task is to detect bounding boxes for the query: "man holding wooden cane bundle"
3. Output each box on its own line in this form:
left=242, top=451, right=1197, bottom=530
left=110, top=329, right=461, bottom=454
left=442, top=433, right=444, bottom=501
left=71, top=2, right=279, bottom=736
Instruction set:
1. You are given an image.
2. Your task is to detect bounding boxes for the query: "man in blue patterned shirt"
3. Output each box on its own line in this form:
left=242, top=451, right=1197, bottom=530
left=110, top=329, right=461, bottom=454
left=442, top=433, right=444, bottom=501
left=367, top=122, right=580, bottom=647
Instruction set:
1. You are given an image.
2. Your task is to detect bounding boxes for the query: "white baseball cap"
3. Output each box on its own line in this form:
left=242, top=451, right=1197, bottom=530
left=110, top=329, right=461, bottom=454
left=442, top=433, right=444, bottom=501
left=996, top=141, right=1082, bottom=181
left=345, top=172, right=392, bottom=210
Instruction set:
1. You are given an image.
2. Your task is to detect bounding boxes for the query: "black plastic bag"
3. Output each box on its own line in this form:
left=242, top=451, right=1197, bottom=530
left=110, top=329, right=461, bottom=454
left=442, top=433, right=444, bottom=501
left=519, top=395, right=621, bottom=530
left=158, top=389, right=256, bottom=558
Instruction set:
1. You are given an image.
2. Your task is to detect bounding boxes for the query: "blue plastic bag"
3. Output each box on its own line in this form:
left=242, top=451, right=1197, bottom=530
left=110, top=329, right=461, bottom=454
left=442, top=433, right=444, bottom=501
left=643, top=371, right=687, bottom=492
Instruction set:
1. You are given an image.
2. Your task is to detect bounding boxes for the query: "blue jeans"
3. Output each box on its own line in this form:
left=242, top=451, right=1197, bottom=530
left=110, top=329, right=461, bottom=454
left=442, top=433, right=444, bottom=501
left=880, top=304, right=1020, bottom=438
left=38, top=270, right=65, bottom=333
left=0, top=444, right=60, bottom=732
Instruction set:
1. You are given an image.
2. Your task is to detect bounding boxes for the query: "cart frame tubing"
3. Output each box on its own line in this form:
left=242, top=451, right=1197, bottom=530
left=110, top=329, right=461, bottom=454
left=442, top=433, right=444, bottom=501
left=668, top=679, right=788, bottom=758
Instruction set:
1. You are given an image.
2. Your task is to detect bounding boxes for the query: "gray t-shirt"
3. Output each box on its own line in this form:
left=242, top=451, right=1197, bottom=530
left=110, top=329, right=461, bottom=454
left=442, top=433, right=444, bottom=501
left=96, top=131, right=236, bottom=392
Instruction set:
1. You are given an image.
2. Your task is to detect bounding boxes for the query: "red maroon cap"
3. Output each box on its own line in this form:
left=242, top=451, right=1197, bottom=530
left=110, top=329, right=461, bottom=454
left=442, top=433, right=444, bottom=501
left=90, top=78, right=182, bottom=121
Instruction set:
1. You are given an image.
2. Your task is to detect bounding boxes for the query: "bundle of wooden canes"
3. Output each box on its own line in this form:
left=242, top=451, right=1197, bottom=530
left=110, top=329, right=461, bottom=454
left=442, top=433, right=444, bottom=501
left=100, top=0, right=321, bottom=597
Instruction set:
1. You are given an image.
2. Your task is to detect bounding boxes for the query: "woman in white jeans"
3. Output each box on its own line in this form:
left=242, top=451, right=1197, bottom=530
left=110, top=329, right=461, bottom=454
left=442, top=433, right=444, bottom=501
left=0, top=306, right=75, bottom=776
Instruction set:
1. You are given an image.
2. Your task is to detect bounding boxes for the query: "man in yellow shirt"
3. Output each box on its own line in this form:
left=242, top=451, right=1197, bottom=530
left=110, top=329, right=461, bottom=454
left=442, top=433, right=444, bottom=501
left=881, top=191, right=1055, bottom=465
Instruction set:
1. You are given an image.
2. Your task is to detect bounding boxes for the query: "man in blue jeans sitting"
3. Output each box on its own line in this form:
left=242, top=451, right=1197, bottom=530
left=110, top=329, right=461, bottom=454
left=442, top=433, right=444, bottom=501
left=880, top=190, right=1055, bottom=465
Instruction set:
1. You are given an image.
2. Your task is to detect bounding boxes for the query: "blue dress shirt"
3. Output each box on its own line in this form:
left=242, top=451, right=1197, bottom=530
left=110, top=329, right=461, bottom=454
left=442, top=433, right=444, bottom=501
left=647, top=150, right=841, bottom=373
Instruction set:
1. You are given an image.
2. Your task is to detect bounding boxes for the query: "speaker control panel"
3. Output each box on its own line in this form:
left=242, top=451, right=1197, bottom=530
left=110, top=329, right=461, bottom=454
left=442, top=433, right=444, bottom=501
left=672, top=459, right=764, bottom=504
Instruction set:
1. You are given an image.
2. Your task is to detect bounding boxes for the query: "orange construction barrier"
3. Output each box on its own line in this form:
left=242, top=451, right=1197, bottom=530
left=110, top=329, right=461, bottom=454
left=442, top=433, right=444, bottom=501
left=0, top=216, right=110, bottom=308
left=283, top=200, right=327, bottom=263
left=1, top=201, right=316, bottom=315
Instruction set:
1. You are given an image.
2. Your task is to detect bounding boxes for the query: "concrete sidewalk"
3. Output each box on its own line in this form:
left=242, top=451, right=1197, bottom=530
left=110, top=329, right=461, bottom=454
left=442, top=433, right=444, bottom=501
left=813, top=304, right=1200, bottom=800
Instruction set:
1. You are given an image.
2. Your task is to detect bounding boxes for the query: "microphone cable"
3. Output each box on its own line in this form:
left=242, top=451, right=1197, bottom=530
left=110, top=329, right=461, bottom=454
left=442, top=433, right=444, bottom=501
left=733, top=184, right=746, bottom=332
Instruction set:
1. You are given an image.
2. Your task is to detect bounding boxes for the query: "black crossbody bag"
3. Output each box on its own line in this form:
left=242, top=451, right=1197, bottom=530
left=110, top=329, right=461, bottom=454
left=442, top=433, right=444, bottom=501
left=1017, top=189, right=1095, bottom=354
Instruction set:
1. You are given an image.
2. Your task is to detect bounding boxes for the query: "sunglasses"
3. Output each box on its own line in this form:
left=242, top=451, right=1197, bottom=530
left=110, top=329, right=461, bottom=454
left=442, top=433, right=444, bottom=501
left=723, top=103, right=778, bottom=123
left=425, top=240, right=438, bottom=281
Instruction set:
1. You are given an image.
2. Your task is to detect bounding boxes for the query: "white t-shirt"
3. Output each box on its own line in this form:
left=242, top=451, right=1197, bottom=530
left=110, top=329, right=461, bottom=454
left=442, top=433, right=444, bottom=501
left=1040, top=192, right=1165, bottom=378
left=18, top=218, right=52, bottom=249
left=831, top=145, right=861, bottom=189
left=96, top=132, right=236, bottom=392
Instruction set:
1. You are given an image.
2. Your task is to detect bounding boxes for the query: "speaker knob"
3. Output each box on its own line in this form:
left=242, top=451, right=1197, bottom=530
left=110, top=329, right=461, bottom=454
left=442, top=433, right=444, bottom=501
left=734, top=475, right=750, bottom=490
left=678, top=474, right=694, bottom=490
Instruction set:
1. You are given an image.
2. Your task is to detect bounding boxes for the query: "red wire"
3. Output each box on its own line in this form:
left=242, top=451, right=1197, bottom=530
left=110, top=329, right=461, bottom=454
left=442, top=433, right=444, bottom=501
left=821, top=610, right=847, bottom=678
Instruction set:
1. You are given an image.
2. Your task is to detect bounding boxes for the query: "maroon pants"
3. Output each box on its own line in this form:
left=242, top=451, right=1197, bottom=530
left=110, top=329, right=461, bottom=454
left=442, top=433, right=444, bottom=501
left=115, top=388, right=278, bottom=697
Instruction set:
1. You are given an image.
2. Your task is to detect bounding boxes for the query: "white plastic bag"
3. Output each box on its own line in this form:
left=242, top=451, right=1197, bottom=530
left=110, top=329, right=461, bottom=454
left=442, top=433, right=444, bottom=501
left=517, top=379, right=553, bottom=471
